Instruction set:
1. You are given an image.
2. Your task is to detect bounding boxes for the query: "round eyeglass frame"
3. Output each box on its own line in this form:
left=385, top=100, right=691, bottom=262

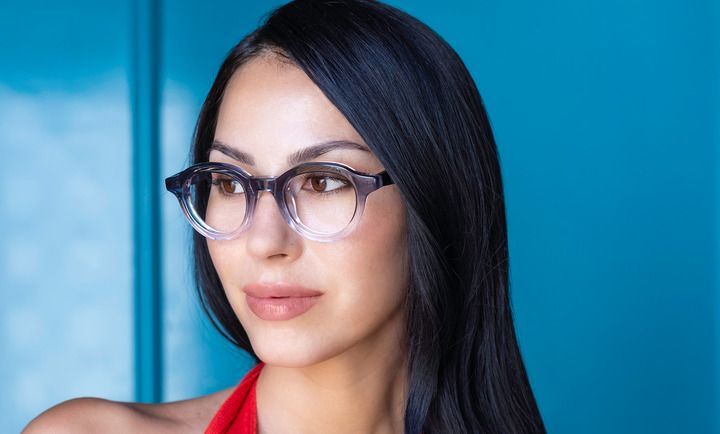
left=165, top=161, right=395, bottom=242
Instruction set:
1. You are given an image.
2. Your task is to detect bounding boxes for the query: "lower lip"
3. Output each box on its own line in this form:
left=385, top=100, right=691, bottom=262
left=245, top=294, right=321, bottom=321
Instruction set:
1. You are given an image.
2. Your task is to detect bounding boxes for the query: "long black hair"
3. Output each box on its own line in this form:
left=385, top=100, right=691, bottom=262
left=189, top=1, right=545, bottom=432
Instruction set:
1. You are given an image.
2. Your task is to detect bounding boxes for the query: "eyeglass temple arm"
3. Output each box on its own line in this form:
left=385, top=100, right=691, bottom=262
left=165, top=175, right=182, bottom=195
left=377, top=171, right=394, bottom=187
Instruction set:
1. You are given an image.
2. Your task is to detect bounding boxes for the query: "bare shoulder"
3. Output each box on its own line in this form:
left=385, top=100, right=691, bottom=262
left=22, top=398, right=154, bottom=434
left=22, top=386, right=236, bottom=434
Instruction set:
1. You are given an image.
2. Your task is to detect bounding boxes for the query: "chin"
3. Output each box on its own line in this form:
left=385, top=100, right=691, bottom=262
left=248, top=328, right=349, bottom=368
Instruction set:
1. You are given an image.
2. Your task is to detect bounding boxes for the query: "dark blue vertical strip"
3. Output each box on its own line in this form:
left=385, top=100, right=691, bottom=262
left=715, top=1, right=720, bottom=431
left=715, top=2, right=720, bottom=432
left=130, top=0, right=163, bottom=403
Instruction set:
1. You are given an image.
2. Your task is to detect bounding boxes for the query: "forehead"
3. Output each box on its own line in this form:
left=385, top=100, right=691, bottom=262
left=213, top=55, right=375, bottom=172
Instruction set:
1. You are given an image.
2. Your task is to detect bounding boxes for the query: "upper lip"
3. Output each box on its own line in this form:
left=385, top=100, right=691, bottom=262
left=242, top=282, right=323, bottom=298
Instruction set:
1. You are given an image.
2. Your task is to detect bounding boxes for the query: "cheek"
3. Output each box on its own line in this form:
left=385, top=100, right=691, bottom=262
left=206, top=239, right=242, bottom=294
left=207, top=239, right=256, bottom=329
left=325, top=190, right=409, bottom=316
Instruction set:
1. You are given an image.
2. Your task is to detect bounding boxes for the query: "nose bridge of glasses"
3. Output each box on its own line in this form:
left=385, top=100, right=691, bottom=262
left=252, top=176, right=275, bottom=191
left=248, top=176, right=293, bottom=232
left=250, top=177, right=285, bottom=208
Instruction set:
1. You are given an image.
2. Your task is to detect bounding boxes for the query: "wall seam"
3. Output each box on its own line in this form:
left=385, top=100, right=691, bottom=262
left=130, top=0, right=163, bottom=403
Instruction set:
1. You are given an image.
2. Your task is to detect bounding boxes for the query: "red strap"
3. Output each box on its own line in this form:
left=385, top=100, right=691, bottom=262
left=205, top=362, right=265, bottom=434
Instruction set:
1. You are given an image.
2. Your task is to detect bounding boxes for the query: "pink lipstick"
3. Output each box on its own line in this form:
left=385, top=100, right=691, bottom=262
left=242, top=282, right=323, bottom=321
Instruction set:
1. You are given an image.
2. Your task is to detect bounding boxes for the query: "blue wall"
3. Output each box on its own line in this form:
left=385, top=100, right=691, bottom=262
left=1, top=1, right=716, bottom=433
left=0, top=1, right=134, bottom=433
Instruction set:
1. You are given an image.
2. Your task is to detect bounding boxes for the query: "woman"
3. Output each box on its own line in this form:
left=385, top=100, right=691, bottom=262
left=25, top=0, right=545, bottom=432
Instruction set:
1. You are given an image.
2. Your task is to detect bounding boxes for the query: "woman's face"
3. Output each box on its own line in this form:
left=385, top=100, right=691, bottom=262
left=207, top=54, right=409, bottom=367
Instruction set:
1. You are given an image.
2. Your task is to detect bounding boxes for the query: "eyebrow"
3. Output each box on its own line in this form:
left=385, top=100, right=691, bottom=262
left=209, top=139, right=371, bottom=167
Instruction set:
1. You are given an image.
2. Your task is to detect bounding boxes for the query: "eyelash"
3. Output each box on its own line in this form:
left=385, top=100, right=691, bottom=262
left=210, top=174, right=351, bottom=197
left=299, top=174, right=350, bottom=196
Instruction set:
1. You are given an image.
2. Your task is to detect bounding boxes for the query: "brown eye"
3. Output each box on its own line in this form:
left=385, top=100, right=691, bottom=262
left=304, top=175, right=349, bottom=193
left=310, top=176, right=326, bottom=192
left=221, top=179, right=234, bottom=194
left=212, top=176, right=245, bottom=195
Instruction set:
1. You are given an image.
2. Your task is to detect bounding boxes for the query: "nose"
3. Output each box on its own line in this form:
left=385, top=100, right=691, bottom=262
left=245, top=189, right=302, bottom=260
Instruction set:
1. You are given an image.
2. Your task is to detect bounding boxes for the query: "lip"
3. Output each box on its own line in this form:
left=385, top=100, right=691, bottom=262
left=242, top=282, right=323, bottom=321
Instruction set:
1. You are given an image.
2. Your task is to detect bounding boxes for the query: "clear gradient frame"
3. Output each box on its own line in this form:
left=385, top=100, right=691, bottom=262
left=165, top=161, right=395, bottom=242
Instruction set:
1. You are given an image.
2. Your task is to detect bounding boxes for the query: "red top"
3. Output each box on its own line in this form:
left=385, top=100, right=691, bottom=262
left=204, top=362, right=265, bottom=434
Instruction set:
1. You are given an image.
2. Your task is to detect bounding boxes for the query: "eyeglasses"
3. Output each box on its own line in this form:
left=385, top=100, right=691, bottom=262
left=165, top=161, right=394, bottom=242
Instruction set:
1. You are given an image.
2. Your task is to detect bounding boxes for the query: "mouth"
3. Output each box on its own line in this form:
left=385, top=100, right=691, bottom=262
left=242, top=282, right=323, bottom=321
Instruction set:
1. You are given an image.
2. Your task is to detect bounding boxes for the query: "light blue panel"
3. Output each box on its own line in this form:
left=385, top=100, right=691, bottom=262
left=0, top=0, right=133, bottom=432
left=160, top=1, right=285, bottom=401
left=388, top=0, right=717, bottom=432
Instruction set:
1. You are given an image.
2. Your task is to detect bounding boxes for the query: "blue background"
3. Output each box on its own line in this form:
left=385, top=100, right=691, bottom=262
left=0, top=0, right=716, bottom=432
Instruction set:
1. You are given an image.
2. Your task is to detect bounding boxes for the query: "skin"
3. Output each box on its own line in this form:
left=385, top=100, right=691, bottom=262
left=23, top=53, right=410, bottom=433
